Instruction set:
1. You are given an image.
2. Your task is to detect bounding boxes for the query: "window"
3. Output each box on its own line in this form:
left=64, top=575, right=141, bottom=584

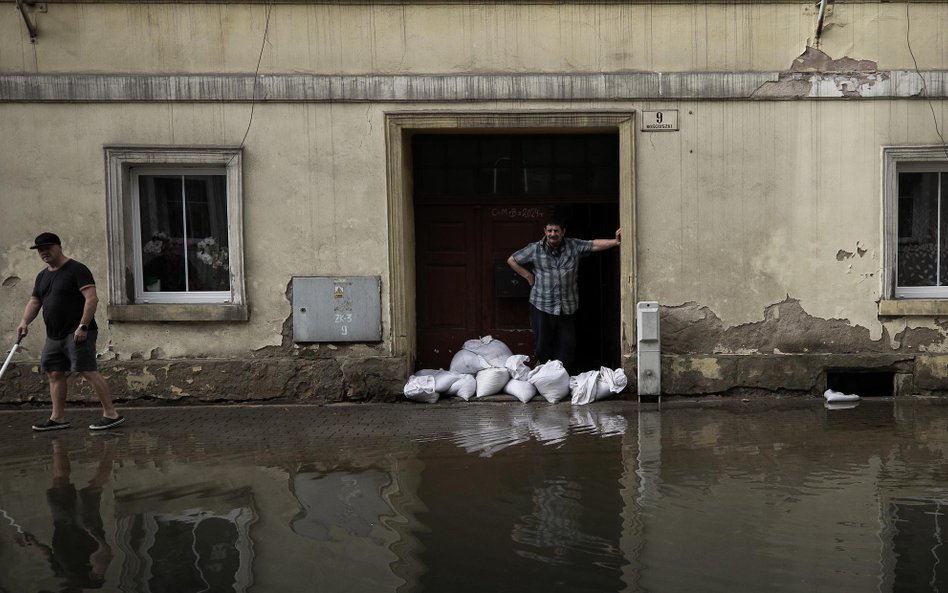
left=133, top=170, right=230, bottom=303
left=105, top=147, right=247, bottom=321
left=896, top=166, right=948, bottom=296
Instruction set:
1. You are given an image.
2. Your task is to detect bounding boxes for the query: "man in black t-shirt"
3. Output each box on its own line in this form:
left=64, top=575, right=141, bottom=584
left=16, top=232, right=124, bottom=432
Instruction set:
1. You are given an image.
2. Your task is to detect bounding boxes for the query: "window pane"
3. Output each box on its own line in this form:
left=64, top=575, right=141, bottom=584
left=941, top=172, right=948, bottom=286
left=897, top=172, right=939, bottom=287
left=140, top=176, right=188, bottom=292
left=139, top=174, right=229, bottom=293
left=185, top=176, right=230, bottom=292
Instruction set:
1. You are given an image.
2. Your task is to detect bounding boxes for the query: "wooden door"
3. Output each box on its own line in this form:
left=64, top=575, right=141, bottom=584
left=415, top=205, right=542, bottom=370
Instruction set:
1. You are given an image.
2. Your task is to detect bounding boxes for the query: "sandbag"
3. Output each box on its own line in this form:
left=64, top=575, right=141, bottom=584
left=569, top=370, right=601, bottom=406
left=416, top=369, right=461, bottom=393
left=404, top=375, right=438, bottom=404
left=598, top=367, right=628, bottom=395
left=447, top=374, right=477, bottom=401
left=449, top=349, right=489, bottom=374
left=475, top=367, right=509, bottom=398
left=571, top=367, right=629, bottom=405
left=504, top=378, right=536, bottom=403
left=504, top=354, right=531, bottom=381
left=528, top=360, right=570, bottom=403
left=463, top=336, right=513, bottom=368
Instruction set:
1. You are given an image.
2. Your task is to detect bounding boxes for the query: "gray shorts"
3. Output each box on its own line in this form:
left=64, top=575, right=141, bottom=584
left=40, top=331, right=98, bottom=373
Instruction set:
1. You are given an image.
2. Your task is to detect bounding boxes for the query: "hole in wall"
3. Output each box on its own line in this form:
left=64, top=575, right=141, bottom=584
left=826, top=370, right=894, bottom=397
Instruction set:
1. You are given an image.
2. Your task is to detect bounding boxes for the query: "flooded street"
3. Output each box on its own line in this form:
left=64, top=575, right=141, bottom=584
left=0, top=399, right=945, bottom=593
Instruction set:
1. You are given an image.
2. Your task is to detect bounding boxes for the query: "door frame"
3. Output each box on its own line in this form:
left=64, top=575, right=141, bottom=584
left=384, top=111, right=637, bottom=368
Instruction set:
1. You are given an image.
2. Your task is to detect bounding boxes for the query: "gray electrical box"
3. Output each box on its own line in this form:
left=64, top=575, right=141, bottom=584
left=293, top=276, right=381, bottom=342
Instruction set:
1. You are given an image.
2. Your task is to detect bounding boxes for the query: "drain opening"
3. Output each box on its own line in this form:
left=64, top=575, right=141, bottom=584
left=825, top=370, right=894, bottom=397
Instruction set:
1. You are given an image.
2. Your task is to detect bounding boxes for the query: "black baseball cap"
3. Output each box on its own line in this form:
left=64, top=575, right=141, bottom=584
left=29, top=232, right=62, bottom=249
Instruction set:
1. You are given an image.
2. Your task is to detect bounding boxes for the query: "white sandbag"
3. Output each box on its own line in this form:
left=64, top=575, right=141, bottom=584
left=476, top=367, right=510, bottom=398
left=447, top=374, right=477, bottom=401
left=416, top=369, right=461, bottom=393
left=463, top=335, right=514, bottom=368
left=595, top=367, right=628, bottom=399
left=528, top=360, right=570, bottom=403
left=570, top=370, right=602, bottom=406
left=449, top=349, right=490, bottom=374
left=404, top=375, right=439, bottom=404
left=504, top=378, right=536, bottom=403
left=504, top=354, right=532, bottom=381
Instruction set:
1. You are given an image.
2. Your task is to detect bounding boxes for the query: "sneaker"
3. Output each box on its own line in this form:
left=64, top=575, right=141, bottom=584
left=32, top=418, right=71, bottom=432
left=89, top=416, right=125, bottom=431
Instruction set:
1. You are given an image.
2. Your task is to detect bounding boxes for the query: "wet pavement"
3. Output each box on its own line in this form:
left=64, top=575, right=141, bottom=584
left=0, top=398, right=946, bottom=592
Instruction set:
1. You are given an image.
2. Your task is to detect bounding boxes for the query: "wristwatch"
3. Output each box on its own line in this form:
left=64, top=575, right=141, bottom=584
left=78, top=324, right=89, bottom=331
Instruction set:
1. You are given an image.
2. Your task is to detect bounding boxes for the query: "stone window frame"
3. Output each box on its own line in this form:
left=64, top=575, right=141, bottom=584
left=384, top=111, right=636, bottom=362
left=879, top=145, right=948, bottom=317
left=104, top=146, right=248, bottom=322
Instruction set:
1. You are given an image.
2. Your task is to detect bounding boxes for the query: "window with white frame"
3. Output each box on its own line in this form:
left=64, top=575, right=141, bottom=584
left=133, top=169, right=230, bottom=303
left=896, top=165, right=948, bottom=296
left=105, top=147, right=247, bottom=321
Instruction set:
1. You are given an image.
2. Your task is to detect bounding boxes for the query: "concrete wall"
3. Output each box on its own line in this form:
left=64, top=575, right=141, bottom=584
left=1, top=1, right=947, bottom=401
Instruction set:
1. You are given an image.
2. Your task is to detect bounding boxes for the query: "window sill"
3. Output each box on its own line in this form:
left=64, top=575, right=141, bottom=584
left=878, top=299, right=948, bottom=317
left=108, top=304, right=249, bottom=322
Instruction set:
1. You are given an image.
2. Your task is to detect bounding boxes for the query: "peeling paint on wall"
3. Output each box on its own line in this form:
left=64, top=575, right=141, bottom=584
left=752, top=47, right=893, bottom=99
left=662, top=297, right=947, bottom=356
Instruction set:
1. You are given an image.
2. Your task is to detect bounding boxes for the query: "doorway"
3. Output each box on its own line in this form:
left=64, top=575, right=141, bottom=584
left=412, top=133, right=621, bottom=373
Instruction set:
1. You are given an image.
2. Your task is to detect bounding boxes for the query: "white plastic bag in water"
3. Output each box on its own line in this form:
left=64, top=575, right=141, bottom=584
left=475, top=367, right=510, bottom=398
left=528, top=360, right=570, bottom=403
left=463, top=336, right=514, bottom=368
left=447, top=374, right=477, bottom=401
left=504, top=354, right=532, bottom=381
left=404, top=375, right=438, bottom=404
left=449, top=350, right=490, bottom=375
left=504, top=378, right=536, bottom=403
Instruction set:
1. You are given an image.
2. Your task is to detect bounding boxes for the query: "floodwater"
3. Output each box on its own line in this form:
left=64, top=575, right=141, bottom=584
left=0, top=398, right=946, bottom=593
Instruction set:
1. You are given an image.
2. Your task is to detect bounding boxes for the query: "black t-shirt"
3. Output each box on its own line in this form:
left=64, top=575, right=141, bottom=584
left=32, top=259, right=98, bottom=339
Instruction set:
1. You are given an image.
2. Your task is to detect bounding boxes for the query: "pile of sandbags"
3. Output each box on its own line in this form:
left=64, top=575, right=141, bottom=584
left=403, top=335, right=627, bottom=405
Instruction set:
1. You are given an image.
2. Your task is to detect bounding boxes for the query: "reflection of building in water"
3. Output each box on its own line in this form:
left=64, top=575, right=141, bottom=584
left=291, top=470, right=394, bottom=542
left=114, top=486, right=256, bottom=593
left=619, top=401, right=948, bottom=593
left=881, top=497, right=948, bottom=591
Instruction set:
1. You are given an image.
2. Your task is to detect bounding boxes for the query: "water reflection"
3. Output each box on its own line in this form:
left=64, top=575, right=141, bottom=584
left=0, top=399, right=945, bottom=592
left=19, top=437, right=114, bottom=591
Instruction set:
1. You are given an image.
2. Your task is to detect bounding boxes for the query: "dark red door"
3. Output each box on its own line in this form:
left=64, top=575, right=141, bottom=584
left=415, top=205, right=543, bottom=370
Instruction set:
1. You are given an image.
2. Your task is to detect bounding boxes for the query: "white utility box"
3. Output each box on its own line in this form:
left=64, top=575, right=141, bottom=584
left=637, top=301, right=661, bottom=397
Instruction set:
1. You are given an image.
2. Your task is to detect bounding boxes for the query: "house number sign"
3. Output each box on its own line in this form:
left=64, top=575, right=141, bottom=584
left=641, top=110, right=679, bottom=132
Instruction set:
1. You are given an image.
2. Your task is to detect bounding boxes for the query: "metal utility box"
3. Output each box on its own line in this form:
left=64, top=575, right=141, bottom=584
left=637, top=301, right=661, bottom=397
left=292, top=276, right=381, bottom=342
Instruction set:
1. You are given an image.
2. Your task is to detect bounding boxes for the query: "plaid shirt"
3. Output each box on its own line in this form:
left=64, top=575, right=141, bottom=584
left=512, top=237, right=593, bottom=315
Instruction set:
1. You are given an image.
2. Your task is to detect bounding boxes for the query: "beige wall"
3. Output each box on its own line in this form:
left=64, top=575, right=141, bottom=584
left=0, top=102, right=390, bottom=359
left=1, top=2, right=946, bottom=74
left=3, top=97, right=947, bottom=366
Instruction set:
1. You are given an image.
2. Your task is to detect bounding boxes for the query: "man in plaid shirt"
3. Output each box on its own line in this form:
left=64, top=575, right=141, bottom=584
left=507, top=218, right=621, bottom=371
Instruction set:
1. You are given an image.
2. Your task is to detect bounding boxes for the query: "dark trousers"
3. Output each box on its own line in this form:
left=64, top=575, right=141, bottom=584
left=529, top=304, right=576, bottom=370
